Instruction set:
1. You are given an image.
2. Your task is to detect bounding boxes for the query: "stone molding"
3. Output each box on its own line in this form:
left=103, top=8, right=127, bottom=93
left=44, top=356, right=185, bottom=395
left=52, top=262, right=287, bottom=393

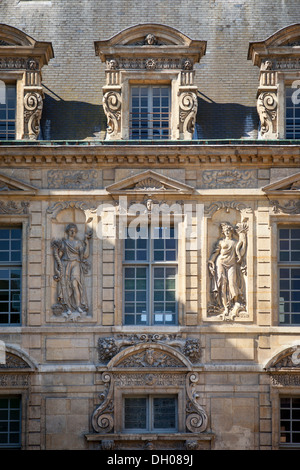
left=95, top=24, right=206, bottom=140
left=0, top=24, right=53, bottom=140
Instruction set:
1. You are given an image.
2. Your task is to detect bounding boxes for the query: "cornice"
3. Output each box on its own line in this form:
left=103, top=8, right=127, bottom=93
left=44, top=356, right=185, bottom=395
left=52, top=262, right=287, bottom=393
left=0, top=142, right=299, bottom=167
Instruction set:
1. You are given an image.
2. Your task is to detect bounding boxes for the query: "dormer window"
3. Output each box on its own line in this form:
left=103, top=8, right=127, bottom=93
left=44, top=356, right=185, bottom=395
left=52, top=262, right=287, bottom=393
left=248, top=24, right=300, bottom=140
left=0, top=24, right=53, bottom=140
left=94, top=24, right=206, bottom=141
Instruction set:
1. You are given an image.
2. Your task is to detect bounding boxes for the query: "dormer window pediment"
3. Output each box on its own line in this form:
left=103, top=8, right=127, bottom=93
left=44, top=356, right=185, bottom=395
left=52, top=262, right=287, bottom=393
left=95, top=24, right=206, bottom=141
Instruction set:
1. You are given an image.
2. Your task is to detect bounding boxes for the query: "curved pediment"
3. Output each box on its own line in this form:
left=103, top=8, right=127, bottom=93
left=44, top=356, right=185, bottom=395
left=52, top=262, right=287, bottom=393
left=0, top=344, right=37, bottom=371
left=107, top=342, right=192, bottom=370
left=265, top=345, right=300, bottom=370
left=248, top=24, right=300, bottom=66
left=95, top=23, right=206, bottom=64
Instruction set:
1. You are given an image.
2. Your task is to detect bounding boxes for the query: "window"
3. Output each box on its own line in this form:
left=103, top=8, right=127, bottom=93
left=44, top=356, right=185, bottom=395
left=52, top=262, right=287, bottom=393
left=0, top=397, right=21, bottom=449
left=0, top=82, right=16, bottom=140
left=123, top=226, right=177, bottom=325
left=0, top=228, right=22, bottom=325
left=278, top=227, right=300, bottom=325
left=130, top=86, right=170, bottom=140
left=285, top=86, right=300, bottom=139
left=280, top=397, right=300, bottom=446
left=124, top=395, right=177, bottom=433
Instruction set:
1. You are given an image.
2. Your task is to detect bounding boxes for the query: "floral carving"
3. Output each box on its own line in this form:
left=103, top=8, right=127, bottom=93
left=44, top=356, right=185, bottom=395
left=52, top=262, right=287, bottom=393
left=271, top=199, right=300, bottom=214
left=24, top=91, right=43, bottom=140
left=0, top=201, right=29, bottom=214
left=103, top=90, right=122, bottom=139
left=145, top=58, right=157, bottom=70
left=208, top=221, right=248, bottom=321
left=257, top=91, right=277, bottom=138
left=98, top=335, right=201, bottom=364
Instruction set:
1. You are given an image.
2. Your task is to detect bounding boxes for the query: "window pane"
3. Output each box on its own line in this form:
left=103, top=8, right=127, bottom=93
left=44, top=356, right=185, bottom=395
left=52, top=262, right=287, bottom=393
left=0, top=397, right=21, bottom=448
left=124, top=398, right=147, bottom=430
left=153, top=397, right=176, bottom=430
left=130, top=86, right=170, bottom=140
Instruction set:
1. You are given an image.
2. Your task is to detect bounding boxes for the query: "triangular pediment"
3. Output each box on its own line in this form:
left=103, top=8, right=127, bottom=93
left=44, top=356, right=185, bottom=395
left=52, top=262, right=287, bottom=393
left=106, top=170, right=194, bottom=195
left=262, top=172, right=300, bottom=195
left=0, top=173, right=37, bottom=194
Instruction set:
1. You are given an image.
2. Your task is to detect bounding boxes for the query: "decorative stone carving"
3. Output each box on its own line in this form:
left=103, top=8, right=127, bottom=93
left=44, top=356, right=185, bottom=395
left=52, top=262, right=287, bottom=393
left=205, top=201, right=252, bottom=217
left=208, top=221, right=248, bottom=320
left=266, top=345, right=300, bottom=370
left=92, top=373, right=114, bottom=433
left=0, top=352, right=30, bottom=369
left=47, top=170, right=99, bottom=189
left=47, top=201, right=96, bottom=218
left=201, top=169, right=257, bottom=189
left=257, top=91, right=278, bottom=138
left=98, top=334, right=201, bottom=364
left=51, top=223, right=92, bottom=321
left=91, top=369, right=208, bottom=435
left=145, top=58, right=157, bottom=70
left=178, top=91, right=198, bottom=138
left=185, top=372, right=208, bottom=433
left=102, top=90, right=122, bottom=139
left=271, top=199, right=300, bottom=214
left=0, top=200, right=29, bottom=214
left=145, top=33, right=157, bottom=45
left=118, top=348, right=185, bottom=368
left=24, top=90, right=43, bottom=140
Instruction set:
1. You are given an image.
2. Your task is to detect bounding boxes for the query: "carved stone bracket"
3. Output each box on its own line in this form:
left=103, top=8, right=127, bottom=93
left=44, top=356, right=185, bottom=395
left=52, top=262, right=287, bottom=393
left=102, top=90, right=122, bottom=140
left=185, top=372, right=208, bottom=433
left=257, top=91, right=278, bottom=139
left=178, top=90, right=198, bottom=138
left=23, top=88, right=44, bottom=140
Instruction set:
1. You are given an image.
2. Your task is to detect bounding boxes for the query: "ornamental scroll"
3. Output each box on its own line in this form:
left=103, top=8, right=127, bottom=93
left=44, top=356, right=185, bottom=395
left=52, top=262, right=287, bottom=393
left=102, top=90, right=122, bottom=140
left=257, top=91, right=278, bottom=139
left=178, top=90, right=198, bottom=139
left=91, top=343, right=208, bottom=435
left=23, top=89, right=44, bottom=140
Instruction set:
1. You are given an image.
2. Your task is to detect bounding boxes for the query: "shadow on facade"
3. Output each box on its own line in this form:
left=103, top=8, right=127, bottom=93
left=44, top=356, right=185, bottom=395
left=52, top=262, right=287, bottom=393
left=40, top=93, right=106, bottom=141
left=196, top=94, right=259, bottom=140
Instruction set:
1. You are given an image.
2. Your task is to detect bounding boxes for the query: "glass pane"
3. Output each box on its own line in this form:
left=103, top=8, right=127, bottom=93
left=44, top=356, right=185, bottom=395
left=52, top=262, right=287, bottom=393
left=153, top=397, right=176, bottom=430
left=124, top=398, right=147, bottom=430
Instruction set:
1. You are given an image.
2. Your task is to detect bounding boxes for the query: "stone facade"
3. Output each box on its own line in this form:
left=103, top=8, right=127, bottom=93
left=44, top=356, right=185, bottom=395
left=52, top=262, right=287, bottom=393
left=0, top=0, right=300, bottom=452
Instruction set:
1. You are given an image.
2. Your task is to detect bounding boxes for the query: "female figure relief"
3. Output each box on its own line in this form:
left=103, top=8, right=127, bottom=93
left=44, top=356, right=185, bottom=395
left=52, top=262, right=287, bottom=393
left=51, top=223, right=92, bottom=320
left=208, top=222, right=248, bottom=320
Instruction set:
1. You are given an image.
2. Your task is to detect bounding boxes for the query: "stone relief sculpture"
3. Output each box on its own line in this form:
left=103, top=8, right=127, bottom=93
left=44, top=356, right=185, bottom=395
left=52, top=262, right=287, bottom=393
left=24, top=91, right=43, bottom=140
left=208, top=221, right=248, bottom=320
left=51, top=223, right=92, bottom=320
left=257, top=91, right=277, bottom=138
left=102, top=90, right=122, bottom=139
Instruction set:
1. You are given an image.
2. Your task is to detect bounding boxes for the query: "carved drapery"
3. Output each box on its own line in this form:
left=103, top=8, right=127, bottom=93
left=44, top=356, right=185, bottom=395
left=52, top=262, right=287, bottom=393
left=208, top=221, right=248, bottom=321
left=51, top=223, right=92, bottom=321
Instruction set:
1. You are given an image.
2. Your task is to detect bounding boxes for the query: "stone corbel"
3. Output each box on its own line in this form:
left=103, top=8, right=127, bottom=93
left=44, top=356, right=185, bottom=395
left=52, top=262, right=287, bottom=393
left=178, top=88, right=198, bottom=139
left=103, top=88, right=122, bottom=140
left=23, top=87, right=44, bottom=140
left=257, top=90, right=278, bottom=139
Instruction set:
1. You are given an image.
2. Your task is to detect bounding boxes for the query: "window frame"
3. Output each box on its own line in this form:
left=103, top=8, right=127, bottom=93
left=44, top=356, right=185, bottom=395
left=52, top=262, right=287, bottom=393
left=122, top=223, right=178, bottom=326
left=130, top=84, right=171, bottom=140
left=278, top=225, right=300, bottom=326
left=123, top=394, right=178, bottom=433
left=0, top=395, right=22, bottom=449
left=0, top=226, right=22, bottom=326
